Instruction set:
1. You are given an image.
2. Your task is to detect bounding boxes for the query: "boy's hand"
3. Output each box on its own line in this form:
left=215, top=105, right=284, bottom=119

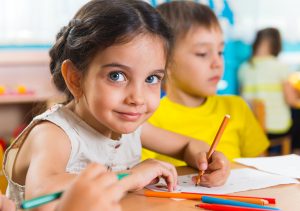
left=122, top=159, right=177, bottom=192
left=192, top=151, right=230, bottom=187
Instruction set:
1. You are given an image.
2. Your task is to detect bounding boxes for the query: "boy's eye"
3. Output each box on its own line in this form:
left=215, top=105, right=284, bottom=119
left=195, top=53, right=207, bottom=57
left=109, top=72, right=126, bottom=82
left=219, top=51, right=224, bottom=56
left=145, top=75, right=160, bottom=84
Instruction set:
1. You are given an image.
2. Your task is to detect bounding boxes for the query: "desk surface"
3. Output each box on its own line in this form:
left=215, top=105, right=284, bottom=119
left=121, top=163, right=300, bottom=211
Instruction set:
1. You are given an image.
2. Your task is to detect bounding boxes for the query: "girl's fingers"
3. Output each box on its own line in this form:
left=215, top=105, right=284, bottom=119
left=149, top=177, right=160, bottom=185
left=158, top=165, right=176, bottom=191
left=158, top=161, right=178, bottom=189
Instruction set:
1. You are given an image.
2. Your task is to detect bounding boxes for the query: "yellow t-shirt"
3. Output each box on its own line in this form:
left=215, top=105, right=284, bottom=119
left=142, top=95, right=270, bottom=165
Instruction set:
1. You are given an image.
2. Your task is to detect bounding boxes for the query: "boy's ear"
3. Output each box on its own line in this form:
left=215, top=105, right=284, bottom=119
left=61, top=60, right=83, bottom=99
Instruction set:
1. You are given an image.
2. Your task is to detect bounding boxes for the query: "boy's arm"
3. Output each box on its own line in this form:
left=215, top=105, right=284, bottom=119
left=141, top=122, right=210, bottom=168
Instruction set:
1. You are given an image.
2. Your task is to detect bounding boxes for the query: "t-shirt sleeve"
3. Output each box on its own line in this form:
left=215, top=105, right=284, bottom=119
left=280, top=63, right=291, bottom=80
left=239, top=98, right=270, bottom=157
left=237, top=63, right=248, bottom=85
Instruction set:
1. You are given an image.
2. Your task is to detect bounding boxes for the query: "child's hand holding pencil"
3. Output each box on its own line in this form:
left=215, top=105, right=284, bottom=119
left=192, top=151, right=230, bottom=187
left=193, top=115, right=231, bottom=187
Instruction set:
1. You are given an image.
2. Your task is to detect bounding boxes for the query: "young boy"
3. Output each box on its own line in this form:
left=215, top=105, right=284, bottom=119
left=142, top=1, right=269, bottom=165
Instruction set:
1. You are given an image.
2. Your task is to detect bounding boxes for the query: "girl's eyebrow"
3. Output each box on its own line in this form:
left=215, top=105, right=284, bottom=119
left=151, top=69, right=166, bottom=74
left=101, top=63, right=130, bottom=70
left=102, top=63, right=165, bottom=73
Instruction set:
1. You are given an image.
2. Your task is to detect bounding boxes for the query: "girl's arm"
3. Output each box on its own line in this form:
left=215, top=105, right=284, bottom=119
left=23, top=122, right=77, bottom=210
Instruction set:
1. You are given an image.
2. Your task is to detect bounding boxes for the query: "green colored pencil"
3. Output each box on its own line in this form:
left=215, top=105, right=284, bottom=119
left=20, top=173, right=129, bottom=209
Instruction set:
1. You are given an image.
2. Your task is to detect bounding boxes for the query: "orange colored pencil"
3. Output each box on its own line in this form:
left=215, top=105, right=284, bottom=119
left=144, top=190, right=269, bottom=205
left=144, top=190, right=202, bottom=199
left=196, top=114, right=230, bottom=186
left=144, top=191, right=268, bottom=205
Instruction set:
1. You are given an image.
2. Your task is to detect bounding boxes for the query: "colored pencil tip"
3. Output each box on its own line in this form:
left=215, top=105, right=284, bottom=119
left=262, top=199, right=269, bottom=205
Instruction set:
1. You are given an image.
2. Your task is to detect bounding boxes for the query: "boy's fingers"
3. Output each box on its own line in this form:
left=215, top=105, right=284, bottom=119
left=196, top=152, right=208, bottom=171
left=208, top=152, right=229, bottom=171
left=199, top=167, right=229, bottom=187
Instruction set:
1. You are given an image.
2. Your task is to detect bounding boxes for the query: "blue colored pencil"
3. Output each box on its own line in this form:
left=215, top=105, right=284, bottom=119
left=202, top=196, right=280, bottom=210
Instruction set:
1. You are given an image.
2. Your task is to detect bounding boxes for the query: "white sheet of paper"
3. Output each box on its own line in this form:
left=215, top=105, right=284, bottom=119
left=234, top=154, right=300, bottom=179
left=146, top=168, right=299, bottom=194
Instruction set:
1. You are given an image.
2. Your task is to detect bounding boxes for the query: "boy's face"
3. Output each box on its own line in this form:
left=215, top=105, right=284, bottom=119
left=74, top=34, right=166, bottom=137
left=168, top=26, right=224, bottom=98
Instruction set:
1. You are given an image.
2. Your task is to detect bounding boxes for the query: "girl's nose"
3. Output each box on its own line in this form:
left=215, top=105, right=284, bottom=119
left=125, top=86, right=145, bottom=106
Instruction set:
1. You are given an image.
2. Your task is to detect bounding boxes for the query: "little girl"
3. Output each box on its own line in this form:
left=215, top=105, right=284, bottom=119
left=3, top=0, right=229, bottom=209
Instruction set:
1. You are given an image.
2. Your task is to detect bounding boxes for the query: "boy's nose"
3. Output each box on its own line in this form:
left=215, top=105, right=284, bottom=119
left=211, top=55, right=223, bottom=69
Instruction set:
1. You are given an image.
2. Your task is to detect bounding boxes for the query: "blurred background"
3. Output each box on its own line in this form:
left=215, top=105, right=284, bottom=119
left=2, top=0, right=300, bottom=94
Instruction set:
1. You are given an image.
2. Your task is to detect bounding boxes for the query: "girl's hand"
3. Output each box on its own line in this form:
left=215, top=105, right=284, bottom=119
left=56, top=163, right=126, bottom=211
left=122, top=159, right=177, bottom=192
left=192, top=151, right=230, bottom=187
left=0, top=194, right=16, bottom=211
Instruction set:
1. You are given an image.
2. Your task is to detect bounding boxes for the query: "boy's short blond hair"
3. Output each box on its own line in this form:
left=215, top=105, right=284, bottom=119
left=157, top=1, right=221, bottom=42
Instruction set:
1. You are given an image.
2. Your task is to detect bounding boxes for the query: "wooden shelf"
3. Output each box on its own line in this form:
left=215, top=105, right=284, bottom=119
left=0, top=93, right=63, bottom=104
left=0, top=50, right=64, bottom=143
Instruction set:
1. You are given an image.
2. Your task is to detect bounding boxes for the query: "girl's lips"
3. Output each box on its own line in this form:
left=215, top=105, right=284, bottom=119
left=115, top=111, right=142, bottom=121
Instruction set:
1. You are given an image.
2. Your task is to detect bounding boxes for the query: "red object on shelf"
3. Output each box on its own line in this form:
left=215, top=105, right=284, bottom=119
left=12, top=124, right=27, bottom=138
left=0, top=138, right=6, bottom=150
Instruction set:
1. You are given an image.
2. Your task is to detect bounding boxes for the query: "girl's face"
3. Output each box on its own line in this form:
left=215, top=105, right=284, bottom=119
left=168, top=26, right=224, bottom=98
left=74, top=34, right=166, bottom=138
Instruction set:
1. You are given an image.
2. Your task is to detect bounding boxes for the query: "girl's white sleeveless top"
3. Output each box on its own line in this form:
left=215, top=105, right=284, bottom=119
left=3, top=104, right=142, bottom=207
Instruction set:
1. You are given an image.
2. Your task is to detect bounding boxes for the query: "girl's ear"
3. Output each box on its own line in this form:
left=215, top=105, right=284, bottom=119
left=61, top=60, right=83, bottom=99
